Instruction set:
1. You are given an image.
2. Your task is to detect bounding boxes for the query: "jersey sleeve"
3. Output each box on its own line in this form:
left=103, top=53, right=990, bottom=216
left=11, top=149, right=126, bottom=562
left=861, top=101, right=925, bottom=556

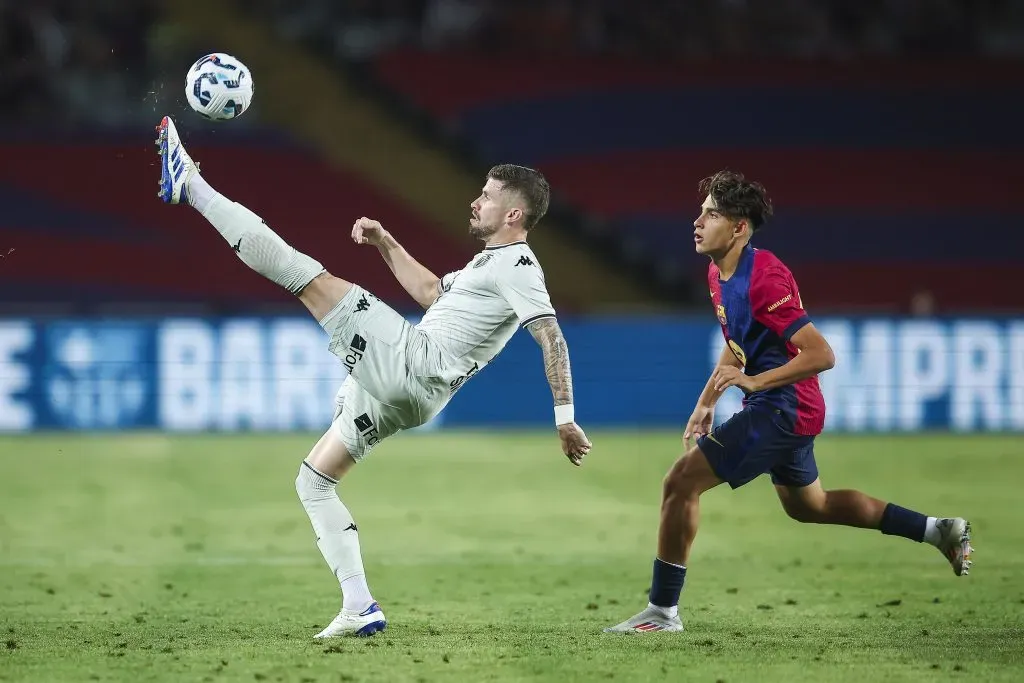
left=750, top=267, right=810, bottom=341
left=494, top=253, right=556, bottom=327
left=438, top=270, right=461, bottom=295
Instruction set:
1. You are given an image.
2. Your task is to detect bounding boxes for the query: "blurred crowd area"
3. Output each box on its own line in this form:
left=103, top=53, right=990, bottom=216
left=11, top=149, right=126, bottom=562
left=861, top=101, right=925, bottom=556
left=2, top=0, right=1023, bottom=125
left=254, top=0, right=1024, bottom=60
left=0, top=0, right=187, bottom=127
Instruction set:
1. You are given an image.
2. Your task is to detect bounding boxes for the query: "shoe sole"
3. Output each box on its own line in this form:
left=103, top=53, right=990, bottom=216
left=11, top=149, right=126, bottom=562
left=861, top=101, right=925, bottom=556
left=957, top=519, right=973, bottom=577
left=603, top=622, right=684, bottom=634
left=155, top=116, right=189, bottom=204
left=355, top=619, right=387, bottom=637
left=156, top=117, right=173, bottom=203
left=313, top=619, right=387, bottom=639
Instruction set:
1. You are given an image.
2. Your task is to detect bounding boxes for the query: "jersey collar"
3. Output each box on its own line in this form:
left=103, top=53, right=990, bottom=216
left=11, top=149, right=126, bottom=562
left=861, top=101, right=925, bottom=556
left=484, top=240, right=528, bottom=250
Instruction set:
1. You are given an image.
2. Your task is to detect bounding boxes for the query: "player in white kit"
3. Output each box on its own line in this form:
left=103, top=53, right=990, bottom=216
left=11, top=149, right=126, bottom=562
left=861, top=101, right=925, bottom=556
left=155, top=116, right=592, bottom=638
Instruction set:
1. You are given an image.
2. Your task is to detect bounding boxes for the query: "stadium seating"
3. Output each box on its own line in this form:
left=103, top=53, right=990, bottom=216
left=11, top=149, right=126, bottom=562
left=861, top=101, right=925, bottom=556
left=0, top=131, right=474, bottom=311
left=371, top=52, right=1024, bottom=311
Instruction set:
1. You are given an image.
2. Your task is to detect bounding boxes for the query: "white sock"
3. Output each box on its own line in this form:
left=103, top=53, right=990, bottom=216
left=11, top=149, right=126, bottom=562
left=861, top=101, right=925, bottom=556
left=649, top=601, right=679, bottom=619
left=185, top=172, right=217, bottom=214
left=923, top=516, right=941, bottom=546
left=192, top=185, right=325, bottom=294
left=341, top=575, right=373, bottom=610
left=295, top=462, right=374, bottom=611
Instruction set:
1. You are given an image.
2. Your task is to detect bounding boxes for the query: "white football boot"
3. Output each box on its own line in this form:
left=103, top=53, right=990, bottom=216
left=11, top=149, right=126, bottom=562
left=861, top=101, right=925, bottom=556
left=935, top=517, right=973, bottom=576
left=603, top=605, right=684, bottom=634
left=314, top=601, right=387, bottom=638
left=155, top=115, right=198, bottom=205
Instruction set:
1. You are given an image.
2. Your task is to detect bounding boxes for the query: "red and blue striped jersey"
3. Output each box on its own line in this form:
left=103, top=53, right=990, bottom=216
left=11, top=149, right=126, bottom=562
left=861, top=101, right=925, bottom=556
left=708, top=245, right=826, bottom=436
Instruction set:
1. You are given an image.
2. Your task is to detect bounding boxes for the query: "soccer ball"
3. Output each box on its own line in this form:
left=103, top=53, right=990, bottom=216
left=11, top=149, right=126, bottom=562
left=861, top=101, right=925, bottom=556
left=184, top=53, right=254, bottom=121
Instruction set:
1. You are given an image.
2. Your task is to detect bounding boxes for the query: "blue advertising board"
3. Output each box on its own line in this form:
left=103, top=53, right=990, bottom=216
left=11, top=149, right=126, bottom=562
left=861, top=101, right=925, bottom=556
left=0, top=317, right=1021, bottom=433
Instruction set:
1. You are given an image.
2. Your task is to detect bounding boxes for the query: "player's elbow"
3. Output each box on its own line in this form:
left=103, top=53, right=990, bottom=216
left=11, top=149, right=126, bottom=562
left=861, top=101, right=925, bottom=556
left=816, top=343, right=836, bottom=372
left=420, top=278, right=441, bottom=309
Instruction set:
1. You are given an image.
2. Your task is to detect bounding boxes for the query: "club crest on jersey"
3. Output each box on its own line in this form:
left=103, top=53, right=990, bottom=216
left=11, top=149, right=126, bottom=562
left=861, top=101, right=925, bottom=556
left=716, top=304, right=727, bottom=326
left=472, top=254, right=493, bottom=268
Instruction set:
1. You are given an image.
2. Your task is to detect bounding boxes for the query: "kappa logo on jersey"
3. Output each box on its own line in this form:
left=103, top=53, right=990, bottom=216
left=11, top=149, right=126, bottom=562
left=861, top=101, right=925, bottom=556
left=355, top=294, right=371, bottom=312
left=342, top=334, right=367, bottom=372
left=473, top=254, right=493, bottom=268
left=449, top=361, right=480, bottom=394
left=353, top=412, right=380, bottom=446
left=514, top=255, right=534, bottom=267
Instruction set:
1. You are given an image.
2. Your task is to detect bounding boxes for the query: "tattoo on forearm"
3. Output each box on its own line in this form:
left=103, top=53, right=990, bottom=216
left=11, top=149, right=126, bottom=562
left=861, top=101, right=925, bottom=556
left=526, top=318, right=573, bottom=405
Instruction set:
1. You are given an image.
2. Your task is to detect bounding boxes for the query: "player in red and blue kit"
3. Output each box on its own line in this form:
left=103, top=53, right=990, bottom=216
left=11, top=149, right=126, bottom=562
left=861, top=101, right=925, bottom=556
left=606, top=170, right=973, bottom=634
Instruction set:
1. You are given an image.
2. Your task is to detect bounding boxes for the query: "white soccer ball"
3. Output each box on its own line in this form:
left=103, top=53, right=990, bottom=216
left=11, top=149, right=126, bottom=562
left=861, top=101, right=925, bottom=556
left=184, top=53, right=254, bottom=121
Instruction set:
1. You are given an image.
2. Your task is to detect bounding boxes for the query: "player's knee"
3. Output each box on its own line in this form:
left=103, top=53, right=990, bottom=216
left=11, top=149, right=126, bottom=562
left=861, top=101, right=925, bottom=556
left=299, top=272, right=352, bottom=321
left=296, top=461, right=337, bottom=504
left=780, top=495, right=826, bottom=523
left=663, top=446, right=720, bottom=499
left=782, top=501, right=818, bottom=523
left=295, top=465, right=313, bottom=502
left=305, top=427, right=359, bottom=480
left=661, top=456, right=701, bottom=501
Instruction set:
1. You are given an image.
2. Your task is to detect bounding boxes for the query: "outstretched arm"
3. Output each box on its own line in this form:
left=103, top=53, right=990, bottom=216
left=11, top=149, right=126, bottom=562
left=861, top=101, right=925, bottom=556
left=525, top=317, right=573, bottom=407
left=526, top=317, right=591, bottom=466
left=352, top=217, right=440, bottom=310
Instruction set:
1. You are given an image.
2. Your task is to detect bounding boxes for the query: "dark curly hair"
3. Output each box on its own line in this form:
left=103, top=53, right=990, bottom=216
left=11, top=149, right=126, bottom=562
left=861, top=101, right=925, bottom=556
left=487, top=164, right=550, bottom=230
left=698, top=170, right=774, bottom=233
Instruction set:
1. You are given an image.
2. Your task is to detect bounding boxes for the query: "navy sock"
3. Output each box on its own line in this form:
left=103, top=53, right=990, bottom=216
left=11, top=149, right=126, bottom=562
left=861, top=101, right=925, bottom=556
left=879, top=503, right=927, bottom=542
left=648, top=558, right=687, bottom=608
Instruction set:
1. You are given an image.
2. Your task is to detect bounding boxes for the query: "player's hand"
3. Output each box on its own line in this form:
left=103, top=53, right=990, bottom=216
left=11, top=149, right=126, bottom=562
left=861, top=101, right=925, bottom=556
left=712, top=365, right=758, bottom=393
left=557, top=423, right=591, bottom=467
left=351, top=217, right=389, bottom=247
left=683, top=403, right=714, bottom=448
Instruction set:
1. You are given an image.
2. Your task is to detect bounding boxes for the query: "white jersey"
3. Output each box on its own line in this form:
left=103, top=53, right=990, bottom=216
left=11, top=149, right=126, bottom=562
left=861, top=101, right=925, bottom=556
left=415, top=241, right=555, bottom=394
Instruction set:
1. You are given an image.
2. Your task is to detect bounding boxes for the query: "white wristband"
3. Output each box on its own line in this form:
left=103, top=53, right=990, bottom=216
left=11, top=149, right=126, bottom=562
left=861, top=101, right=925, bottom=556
left=554, top=404, right=575, bottom=426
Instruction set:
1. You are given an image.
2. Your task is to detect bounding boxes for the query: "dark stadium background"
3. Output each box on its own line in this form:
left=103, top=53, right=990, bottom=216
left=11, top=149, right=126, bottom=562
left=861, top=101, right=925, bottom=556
left=1, top=4, right=1022, bottom=681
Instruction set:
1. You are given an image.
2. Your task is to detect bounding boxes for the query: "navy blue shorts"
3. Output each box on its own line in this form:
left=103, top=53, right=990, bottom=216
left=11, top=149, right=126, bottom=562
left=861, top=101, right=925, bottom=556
left=696, top=406, right=819, bottom=489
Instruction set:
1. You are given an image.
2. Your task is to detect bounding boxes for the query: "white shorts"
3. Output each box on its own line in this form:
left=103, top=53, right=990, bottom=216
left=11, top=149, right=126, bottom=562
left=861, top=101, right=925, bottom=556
left=320, top=285, right=449, bottom=461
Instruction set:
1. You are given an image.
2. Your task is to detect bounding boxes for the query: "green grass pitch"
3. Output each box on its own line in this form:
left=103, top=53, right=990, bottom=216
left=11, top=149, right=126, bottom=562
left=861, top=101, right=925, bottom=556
left=1, top=431, right=1022, bottom=682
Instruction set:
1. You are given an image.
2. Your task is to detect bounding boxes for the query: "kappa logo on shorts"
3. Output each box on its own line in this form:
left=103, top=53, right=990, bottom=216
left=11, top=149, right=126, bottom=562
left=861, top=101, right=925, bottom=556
left=342, top=334, right=367, bottom=373
left=353, top=412, right=380, bottom=446
left=355, top=294, right=371, bottom=312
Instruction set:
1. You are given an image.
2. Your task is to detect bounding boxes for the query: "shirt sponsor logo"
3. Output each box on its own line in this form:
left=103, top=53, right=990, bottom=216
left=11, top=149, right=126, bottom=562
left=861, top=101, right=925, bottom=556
left=767, top=294, right=793, bottom=312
